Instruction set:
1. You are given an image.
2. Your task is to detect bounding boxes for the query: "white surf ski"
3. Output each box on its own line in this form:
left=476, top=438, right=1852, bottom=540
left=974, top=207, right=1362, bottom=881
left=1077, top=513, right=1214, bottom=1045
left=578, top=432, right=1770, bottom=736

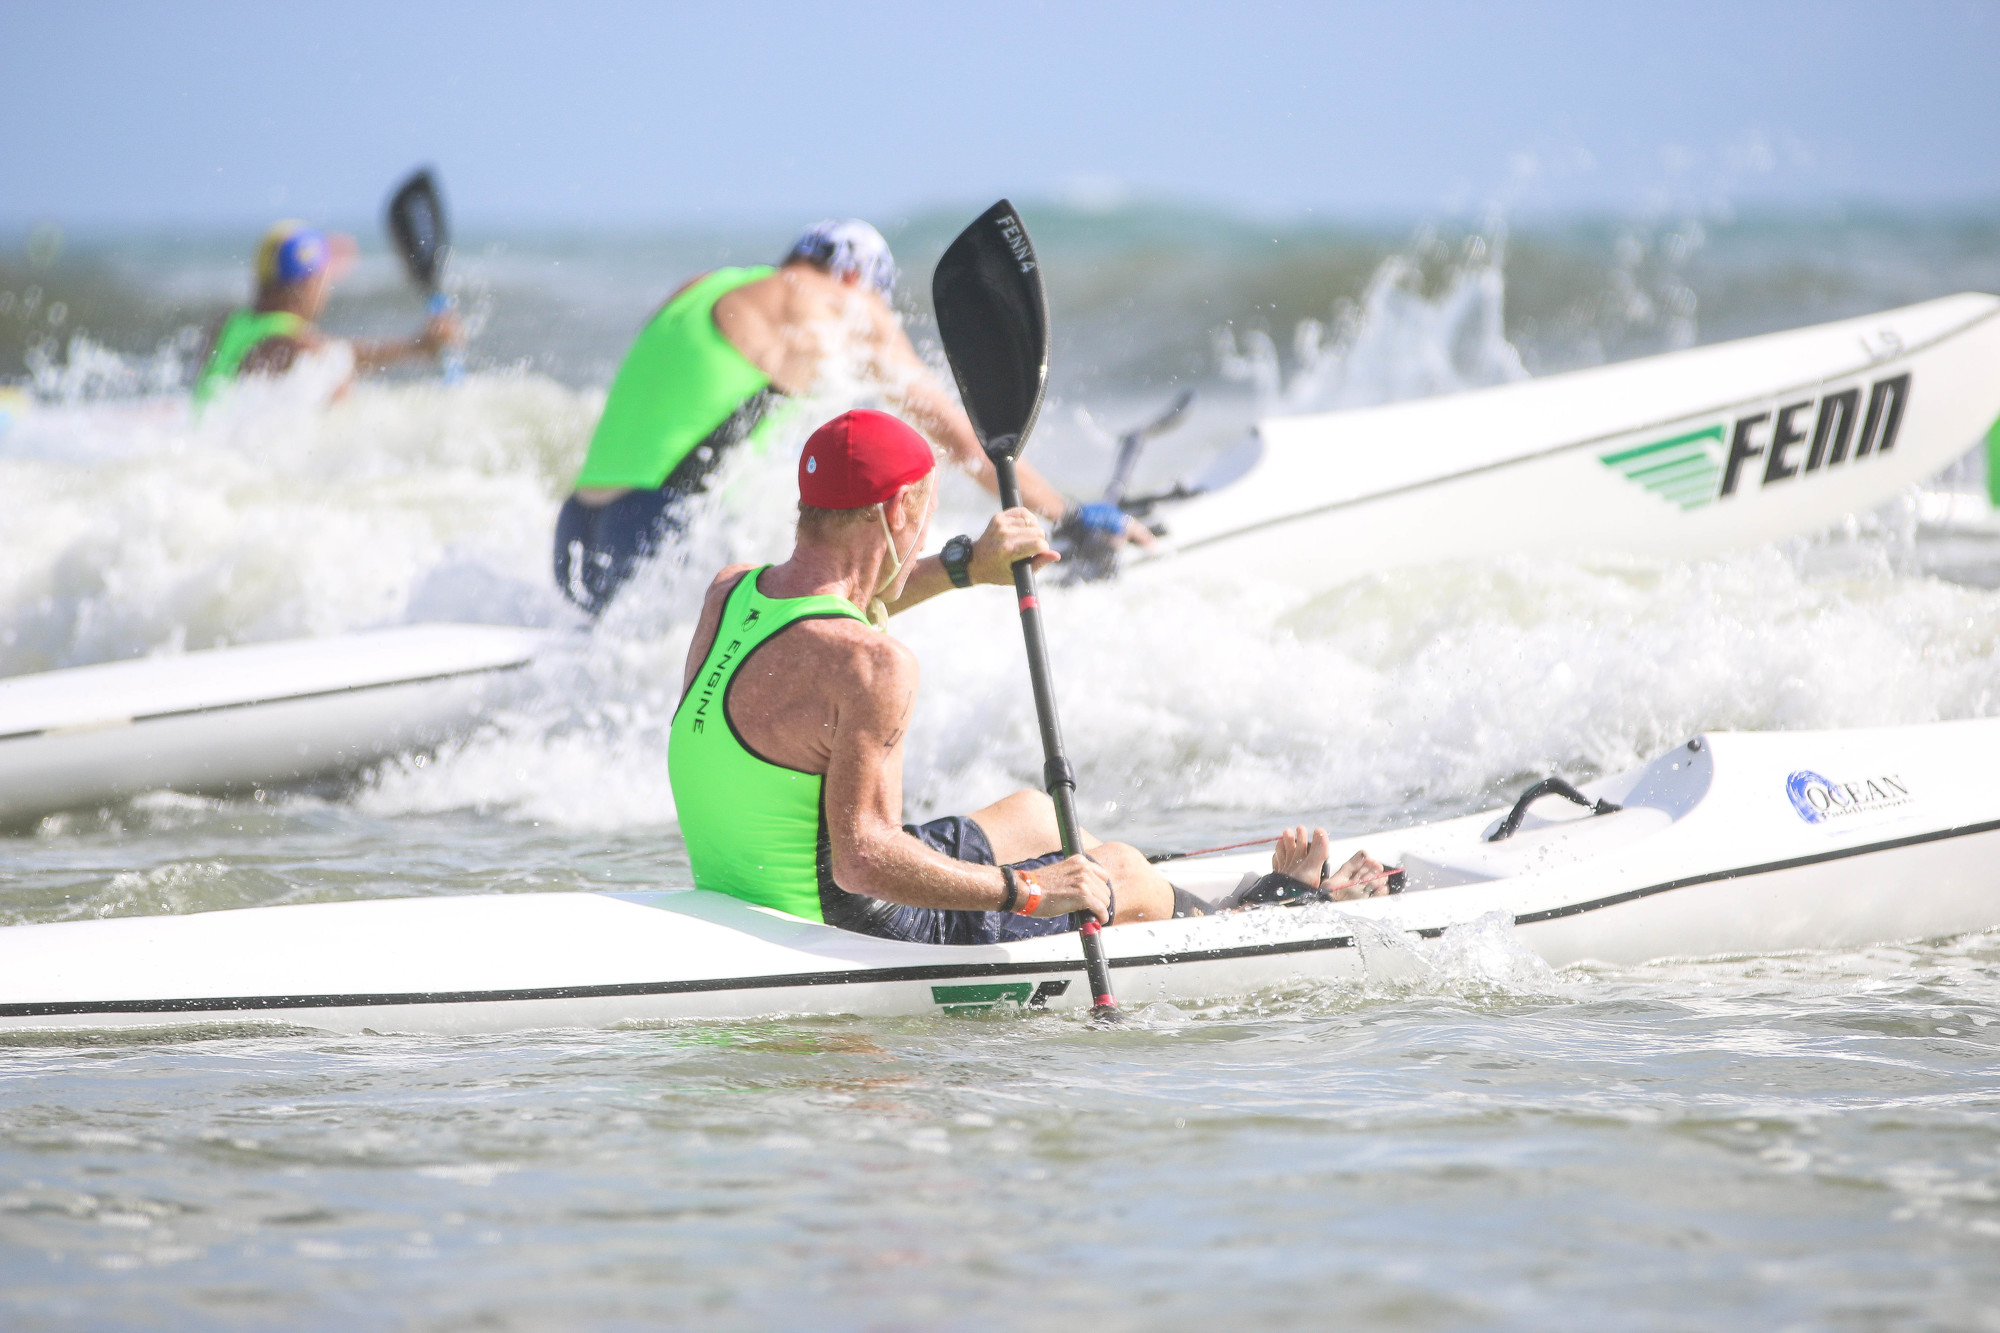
left=1124, top=294, right=2000, bottom=588
left=0, top=717, right=1992, bottom=1035
left=0, top=623, right=551, bottom=824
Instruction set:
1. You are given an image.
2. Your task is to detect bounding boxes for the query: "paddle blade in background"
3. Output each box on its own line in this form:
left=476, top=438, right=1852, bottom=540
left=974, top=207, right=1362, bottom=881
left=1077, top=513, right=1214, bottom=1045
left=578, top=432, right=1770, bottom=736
left=931, top=199, right=1049, bottom=461
left=387, top=168, right=450, bottom=293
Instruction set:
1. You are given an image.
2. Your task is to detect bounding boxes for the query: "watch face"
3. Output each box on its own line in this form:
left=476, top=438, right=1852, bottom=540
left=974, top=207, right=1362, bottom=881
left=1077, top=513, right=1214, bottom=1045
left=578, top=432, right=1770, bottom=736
left=944, top=535, right=973, bottom=584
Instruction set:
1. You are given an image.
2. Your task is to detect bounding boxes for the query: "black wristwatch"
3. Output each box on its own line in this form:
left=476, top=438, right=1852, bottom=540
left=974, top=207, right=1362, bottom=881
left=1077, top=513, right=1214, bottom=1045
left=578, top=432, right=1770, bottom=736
left=941, top=534, right=975, bottom=588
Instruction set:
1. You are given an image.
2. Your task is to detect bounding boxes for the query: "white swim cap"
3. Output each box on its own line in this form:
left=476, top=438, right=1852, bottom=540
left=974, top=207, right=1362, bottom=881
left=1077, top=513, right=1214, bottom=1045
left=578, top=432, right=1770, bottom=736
left=784, top=219, right=897, bottom=297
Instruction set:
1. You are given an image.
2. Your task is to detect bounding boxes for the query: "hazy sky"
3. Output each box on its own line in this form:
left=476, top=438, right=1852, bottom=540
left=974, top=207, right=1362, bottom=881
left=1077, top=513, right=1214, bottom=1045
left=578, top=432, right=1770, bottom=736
left=5, top=0, right=1998, bottom=228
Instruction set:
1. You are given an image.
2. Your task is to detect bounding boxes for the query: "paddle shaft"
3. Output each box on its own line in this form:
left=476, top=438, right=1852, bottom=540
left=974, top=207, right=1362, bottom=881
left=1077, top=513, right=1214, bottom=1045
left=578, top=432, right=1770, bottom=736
left=993, top=454, right=1118, bottom=1015
left=428, top=291, right=464, bottom=384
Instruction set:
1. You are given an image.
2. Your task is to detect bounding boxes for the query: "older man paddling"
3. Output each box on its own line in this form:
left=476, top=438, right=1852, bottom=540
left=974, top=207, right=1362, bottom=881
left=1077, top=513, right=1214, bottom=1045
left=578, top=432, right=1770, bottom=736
left=667, top=409, right=1382, bottom=944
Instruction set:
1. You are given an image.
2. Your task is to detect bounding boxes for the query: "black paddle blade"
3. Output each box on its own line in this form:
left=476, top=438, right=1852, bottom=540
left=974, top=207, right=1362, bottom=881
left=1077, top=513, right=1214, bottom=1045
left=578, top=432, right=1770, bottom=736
left=931, top=200, right=1048, bottom=461
left=386, top=168, right=450, bottom=291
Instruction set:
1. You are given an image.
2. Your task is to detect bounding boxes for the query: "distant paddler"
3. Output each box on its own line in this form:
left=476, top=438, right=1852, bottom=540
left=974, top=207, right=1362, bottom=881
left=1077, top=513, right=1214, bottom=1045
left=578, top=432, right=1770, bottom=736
left=554, top=219, right=1150, bottom=615
left=0, top=386, right=27, bottom=434
left=191, top=221, right=462, bottom=410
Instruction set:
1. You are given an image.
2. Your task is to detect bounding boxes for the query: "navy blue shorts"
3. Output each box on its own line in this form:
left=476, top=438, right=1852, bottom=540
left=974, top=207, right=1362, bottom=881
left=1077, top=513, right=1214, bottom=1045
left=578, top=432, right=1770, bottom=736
left=552, top=390, right=778, bottom=616
left=552, top=487, right=693, bottom=616
left=852, top=815, right=1103, bottom=946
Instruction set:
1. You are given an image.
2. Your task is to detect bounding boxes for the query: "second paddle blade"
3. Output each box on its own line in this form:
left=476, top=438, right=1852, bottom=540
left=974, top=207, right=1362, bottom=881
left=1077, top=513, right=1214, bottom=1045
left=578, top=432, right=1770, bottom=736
left=387, top=168, right=450, bottom=292
left=931, top=200, right=1049, bottom=462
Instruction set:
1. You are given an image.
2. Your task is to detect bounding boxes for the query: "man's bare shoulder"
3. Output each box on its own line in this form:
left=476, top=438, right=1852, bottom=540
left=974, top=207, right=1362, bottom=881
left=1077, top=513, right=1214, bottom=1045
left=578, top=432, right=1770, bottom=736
left=857, top=285, right=900, bottom=332
left=701, top=563, right=757, bottom=610
left=722, top=267, right=803, bottom=313
left=786, top=618, right=918, bottom=690
left=681, top=564, right=759, bottom=694
left=768, top=265, right=865, bottom=316
left=778, top=621, right=918, bottom=750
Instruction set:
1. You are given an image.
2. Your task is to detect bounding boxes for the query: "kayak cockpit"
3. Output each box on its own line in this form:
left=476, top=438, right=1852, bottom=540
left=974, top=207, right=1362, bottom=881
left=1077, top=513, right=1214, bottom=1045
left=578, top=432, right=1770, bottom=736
left=1398, top=805, right=1674, bottom=889
left=1162, top=735, right=1716, bottom=905
left=1396, top=738, right=1712, bottom=890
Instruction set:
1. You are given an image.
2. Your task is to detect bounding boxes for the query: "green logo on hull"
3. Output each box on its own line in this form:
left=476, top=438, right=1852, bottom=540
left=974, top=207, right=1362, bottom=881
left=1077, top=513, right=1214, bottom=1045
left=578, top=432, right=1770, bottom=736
left=929, top=979, right=1071, bottom=1013
left=1600, top=425, right=1727, bottom=510
left=930, top=982, right=1034, bottom=1013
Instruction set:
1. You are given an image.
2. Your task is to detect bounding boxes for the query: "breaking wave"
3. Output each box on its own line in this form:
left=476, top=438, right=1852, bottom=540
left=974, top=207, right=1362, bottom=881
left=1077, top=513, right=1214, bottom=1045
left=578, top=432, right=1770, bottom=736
left=4, top=208, right=1998, bottom=847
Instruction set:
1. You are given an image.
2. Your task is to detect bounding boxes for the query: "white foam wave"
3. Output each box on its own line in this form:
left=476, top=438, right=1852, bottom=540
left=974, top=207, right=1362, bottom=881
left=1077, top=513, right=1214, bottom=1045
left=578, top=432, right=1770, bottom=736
left=1215, top=234, right=1528, bottom=415
left=357, top=452, right=2000, bottom=844
left=7, top=330, right=1998, bottom=847
left=0, top=369, right=596, bottom=673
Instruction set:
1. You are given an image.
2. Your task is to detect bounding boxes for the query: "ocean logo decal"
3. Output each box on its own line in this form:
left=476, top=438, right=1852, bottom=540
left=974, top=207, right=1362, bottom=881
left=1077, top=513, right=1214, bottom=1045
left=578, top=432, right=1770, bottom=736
left=1785, top=770, right=1838, bottom=823
left=1601, top=372, right=1910, bottom=510
left=1785, top=770, right=1913, bottom=826
left=930, top=980, right=1069, bottom=1013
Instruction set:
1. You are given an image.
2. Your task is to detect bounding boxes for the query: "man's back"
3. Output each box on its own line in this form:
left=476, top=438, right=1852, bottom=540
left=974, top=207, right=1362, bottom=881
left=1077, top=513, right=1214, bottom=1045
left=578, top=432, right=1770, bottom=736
left=713, top=264, right=895, bottom=396
left=678, top=562, right=911, bottom=779
left=668, top=560, right=915, bottom=925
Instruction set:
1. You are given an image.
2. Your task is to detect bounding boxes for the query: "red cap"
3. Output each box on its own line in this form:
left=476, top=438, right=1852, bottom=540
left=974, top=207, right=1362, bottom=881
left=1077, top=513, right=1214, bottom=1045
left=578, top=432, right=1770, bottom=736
left=798, top=410, right=935, bottom=509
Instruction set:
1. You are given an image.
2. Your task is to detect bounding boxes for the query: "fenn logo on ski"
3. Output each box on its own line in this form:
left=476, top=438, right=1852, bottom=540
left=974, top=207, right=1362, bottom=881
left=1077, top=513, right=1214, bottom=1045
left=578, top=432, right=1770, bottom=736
left=1599, top=372, right=1910, bottom=511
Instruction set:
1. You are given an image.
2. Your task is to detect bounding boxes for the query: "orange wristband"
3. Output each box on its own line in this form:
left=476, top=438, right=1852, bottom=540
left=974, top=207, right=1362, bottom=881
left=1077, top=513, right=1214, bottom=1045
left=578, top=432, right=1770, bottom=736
left=1014, top=871, right=1043, bottom=917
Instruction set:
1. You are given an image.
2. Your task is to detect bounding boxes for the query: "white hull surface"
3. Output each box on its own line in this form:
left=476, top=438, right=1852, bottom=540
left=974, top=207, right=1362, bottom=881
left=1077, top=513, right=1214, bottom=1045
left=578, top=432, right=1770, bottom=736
left=0, top=718, right=1994, bottom=1035
left=1130, top=295, right=2000, bottom=590
left=0, top=624, right=549, bottom=825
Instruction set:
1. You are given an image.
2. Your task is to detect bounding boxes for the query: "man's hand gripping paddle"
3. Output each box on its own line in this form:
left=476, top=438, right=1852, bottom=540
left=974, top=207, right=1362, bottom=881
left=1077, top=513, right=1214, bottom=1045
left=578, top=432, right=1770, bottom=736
left=932, top=200, right=1119, bottom=1020
left=386, top=168, right=463, bottom=383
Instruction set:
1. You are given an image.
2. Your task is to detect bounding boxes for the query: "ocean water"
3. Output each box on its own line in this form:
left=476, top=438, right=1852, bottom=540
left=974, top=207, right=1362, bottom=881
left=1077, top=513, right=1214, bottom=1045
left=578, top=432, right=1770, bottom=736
left=3, top=202, right=2000, bottom=1328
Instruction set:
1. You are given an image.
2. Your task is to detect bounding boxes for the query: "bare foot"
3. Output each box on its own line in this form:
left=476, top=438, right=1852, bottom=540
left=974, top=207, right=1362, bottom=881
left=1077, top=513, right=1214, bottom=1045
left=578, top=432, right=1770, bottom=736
left=1323, top=849, right=1388, bottom=901
left=1272, top=825, right=1332, bottom=883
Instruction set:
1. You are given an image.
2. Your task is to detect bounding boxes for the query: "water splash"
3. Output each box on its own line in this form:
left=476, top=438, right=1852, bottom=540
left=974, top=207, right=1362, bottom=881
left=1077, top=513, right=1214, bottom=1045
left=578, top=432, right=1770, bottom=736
left=26, top=329, right=201, bottom=402
left=7, top=275, right=2000, bottom=849
left=0, top=369, right=595, bottom=674
left=1215, top=230, right=1528, bottom=414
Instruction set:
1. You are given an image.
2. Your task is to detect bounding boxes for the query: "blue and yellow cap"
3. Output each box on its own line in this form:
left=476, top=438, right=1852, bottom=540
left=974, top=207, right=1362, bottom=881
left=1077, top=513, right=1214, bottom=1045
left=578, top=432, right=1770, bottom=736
left=256, top=221, right=327, bottom=286
left=255, top=221, right=355, bottom=288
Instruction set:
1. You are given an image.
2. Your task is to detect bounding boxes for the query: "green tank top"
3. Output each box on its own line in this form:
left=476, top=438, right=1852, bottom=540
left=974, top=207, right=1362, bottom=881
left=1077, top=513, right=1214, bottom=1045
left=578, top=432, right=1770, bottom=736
left=667, top=567, right=871, bottom=922
left=575, top=266, right=782, bottom=490
left=192, top=309, right=307, bottom=409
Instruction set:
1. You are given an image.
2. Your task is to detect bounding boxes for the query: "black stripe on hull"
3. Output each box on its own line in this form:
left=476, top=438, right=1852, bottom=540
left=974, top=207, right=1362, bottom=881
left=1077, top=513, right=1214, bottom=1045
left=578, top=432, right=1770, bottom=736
left=6, top=815, right=1998, bottom=1021
left=1509, top=814, right=2000, bottom=925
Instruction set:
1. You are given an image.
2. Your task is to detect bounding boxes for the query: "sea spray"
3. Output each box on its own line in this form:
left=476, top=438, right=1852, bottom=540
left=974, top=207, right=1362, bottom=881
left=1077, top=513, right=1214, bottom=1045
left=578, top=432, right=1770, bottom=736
left=1341, top=910, right=1562, bottom=998
left=356, top=374, right=911, bottom=830
left=1215, top=233, right=1528, bottom=415
left=7, top=217, right=2000, bottom=845
left=112, top=378, right=1993, bottom=843
left=0, top=370, right=595, bottom=674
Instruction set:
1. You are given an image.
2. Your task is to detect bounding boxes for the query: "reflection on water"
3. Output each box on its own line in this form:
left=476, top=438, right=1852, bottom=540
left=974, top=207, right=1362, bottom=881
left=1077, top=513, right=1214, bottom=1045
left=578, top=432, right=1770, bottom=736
left=2, top=935, right=2000, bottom=1329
